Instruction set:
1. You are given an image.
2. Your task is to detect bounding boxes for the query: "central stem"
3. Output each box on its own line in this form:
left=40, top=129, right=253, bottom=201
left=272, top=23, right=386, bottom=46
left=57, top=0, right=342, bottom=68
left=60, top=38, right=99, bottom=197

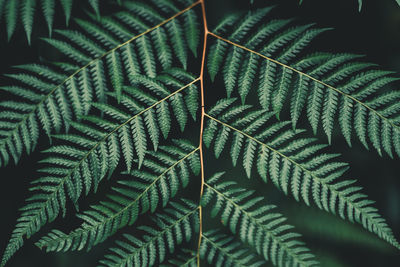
left=197, top=0, right=209, bottom=265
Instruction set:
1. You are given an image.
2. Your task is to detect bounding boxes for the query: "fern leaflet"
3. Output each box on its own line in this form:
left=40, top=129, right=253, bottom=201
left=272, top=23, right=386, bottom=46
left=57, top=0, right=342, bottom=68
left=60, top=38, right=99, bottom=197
left=1, top=71, right=199, bottom=266
left=0, top=0, right=200, bottom=168
left=0, top=0, right=110, bottom=42
left=203, top=98, right=400, bottom=249
left=201, top=172, right=318, bottom=266
left=99, top=200, right=199, bottom=267
left=200, top=229, right=267, bottom=266
left=36, top=141, right=200, bottom=252
left=207, top=11, right=400, bottom=157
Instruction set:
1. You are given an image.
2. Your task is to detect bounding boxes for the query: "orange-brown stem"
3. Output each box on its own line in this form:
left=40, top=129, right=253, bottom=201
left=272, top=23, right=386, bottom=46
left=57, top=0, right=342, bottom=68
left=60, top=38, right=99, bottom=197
left=197, top=0, right=209, bottom=265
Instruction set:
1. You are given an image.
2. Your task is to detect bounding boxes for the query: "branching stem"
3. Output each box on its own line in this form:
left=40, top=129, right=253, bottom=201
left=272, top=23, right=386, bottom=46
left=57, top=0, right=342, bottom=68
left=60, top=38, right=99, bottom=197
left=197, top=0, right=209, bottom=265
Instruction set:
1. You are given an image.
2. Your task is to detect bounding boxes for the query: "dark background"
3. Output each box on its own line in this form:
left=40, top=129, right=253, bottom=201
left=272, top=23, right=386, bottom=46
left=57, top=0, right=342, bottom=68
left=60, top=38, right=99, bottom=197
left=0, top=0, right=399, bottom=266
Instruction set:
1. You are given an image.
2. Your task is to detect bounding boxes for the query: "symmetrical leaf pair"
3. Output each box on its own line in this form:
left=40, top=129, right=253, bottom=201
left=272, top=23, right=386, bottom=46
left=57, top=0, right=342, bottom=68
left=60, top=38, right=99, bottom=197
left=1, top=0, right=400, bottom=266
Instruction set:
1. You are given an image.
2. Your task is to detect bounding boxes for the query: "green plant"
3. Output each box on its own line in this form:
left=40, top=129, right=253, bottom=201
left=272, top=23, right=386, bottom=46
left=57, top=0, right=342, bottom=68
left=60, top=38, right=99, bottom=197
left=0, top=0, right=122, bottom=43
left=1, top=0, right=399, bottom=266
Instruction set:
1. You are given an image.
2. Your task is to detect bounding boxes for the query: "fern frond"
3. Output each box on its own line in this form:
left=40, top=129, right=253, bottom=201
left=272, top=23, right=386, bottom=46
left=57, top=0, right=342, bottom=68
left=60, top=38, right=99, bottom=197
left=207, top=7, right=273, bottom=82
left=200, top=229, right=267, bottom=266
left=5, top=0, right=19, bottom=41
left=98, top=200, right=199, bottom=267
left=184, top=9, right=200, bottom=57
left=21, top=0, right=36, bottom=44
left=0, top=0, right=113, bottom=42
left=36, top=141, right=200, bottom=252
left=203, top=99, right=400, bottom=249
left=1, top=1, right=398, bottom=266
left=42, top=0, right=56, bottom=35
left=0, top=0, right=200, bottom=169
left=201, top=172, right=318, bottom=267
left=207, top=10, right=400, bottom=157
left=89, top=0, right=100, bottom=20
left=1, top=73, right=199, bottom=266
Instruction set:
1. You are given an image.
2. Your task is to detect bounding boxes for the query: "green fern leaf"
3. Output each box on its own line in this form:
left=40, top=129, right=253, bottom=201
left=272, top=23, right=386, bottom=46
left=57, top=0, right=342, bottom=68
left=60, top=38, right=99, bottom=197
left=88, top=0, right=100, bottom=20
left=0, top=0, right=114, bottom=42
left=206, top=13, right=244, bottom=81
left=202, top=172, right=318, bottom=266
left=5, top=0, right=18, bottom=41
left=200, top=229, right=267, bottom=266
left=166, top=19, right=188, bottom=69
left=1, top=1, right=399, bottom=266
left=60, top=0, right=73, bottom=25
left=151, top=27, right=173, bottom=69
left=36, top=142, right=200, bottom=252
left=121, top=42, right=141, bottom=83
left=1, top=71, right=199, bottom=266
left=207, top=10, right=400, bottom=157
left=106, top=50, right=124, bottom=102
left=41, top=0, right=55, bottom=35
left=98, top=200, right=199, bottom=267
left=137, top=35, right=158, bottom=78
left=0, top=1, right=200, bottom=169
left=21, top=0, right=36, bottom=44
left=203, top=99, right=400, bottom=249
left=184, top=9, right=200, bottom=57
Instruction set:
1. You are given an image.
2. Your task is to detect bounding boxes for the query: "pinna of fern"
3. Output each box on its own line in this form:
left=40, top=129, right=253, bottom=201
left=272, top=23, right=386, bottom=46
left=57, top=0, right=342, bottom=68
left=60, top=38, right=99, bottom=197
left=36, top=167, right=318, bottom=266
left=1, top=69, right=200, bottom=266
left=0, top=0, right=120, bottom=44
left=35, top=140, right=200, bottom=252
left=207, top=7, right=400, bottom=158
left=201, top=172, right=318, bottom=266
left=46, top=191, right=309, bottom=267
left=203, top=98, right=400, bottom=249
left=0, top=0, right=200, bottom=168
left=98, top=200, right=199, bottom=267
left=200, top=229, right=268, bottom=267
left=39, top=199, right=200, bottom=267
